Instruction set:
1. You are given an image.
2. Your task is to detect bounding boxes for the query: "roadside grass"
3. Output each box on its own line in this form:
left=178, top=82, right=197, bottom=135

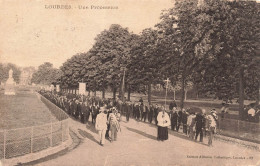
left=0, top=89, right=62, bottom=159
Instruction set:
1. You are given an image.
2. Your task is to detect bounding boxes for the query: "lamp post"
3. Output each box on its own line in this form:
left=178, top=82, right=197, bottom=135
left=147, top=71, right=152, bottom=105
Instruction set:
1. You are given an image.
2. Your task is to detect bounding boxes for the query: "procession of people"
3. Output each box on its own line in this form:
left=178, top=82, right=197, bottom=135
left=39, top=89, right=227, bottom=147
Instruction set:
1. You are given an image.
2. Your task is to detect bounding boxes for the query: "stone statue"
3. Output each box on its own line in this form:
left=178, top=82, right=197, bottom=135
left=5, top=69, right=16, bottom=95
left=9, top=69, right=13, bottom=79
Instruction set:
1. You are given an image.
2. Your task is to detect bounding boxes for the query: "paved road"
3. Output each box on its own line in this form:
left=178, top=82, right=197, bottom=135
left=36, top=117, right=260, bottom=166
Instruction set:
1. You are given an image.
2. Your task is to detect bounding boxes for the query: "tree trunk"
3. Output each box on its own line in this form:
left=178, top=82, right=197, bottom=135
left=102, top=89, right=105, bottom=99
left=180, top=76, right=186, bottom=109
left=173, top=90, right=176, bottom=101
left=119, top=79, right=122, bottom=99
left=256, top=82, right=259, bottom=106
left=148, top=83, right=152, bottom=105
left=127, top=87, right=131, bottom=101
left=113, top=87, right=117, bottom=100
left=239, top=67, right=244, bottom=120
left=122, top=82, right=125, bottom=103
left=94, top=91, right=96, bottom=97
left=184, top=90, right=187, bottom=101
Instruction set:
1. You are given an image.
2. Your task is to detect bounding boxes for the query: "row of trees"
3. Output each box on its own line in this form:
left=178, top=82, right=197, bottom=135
left=31, top=62, right=62, bottom=85
left=40, top=0, right=259, bottom=119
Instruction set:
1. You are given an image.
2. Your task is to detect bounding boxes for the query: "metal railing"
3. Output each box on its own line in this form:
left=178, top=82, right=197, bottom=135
left=0, top=94, right=69, bottom=159
left=218, top=118, right=260, bottom=143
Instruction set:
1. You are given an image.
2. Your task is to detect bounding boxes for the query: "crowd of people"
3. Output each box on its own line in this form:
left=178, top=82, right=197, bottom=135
left=39, top=90, right=221, bottom=147
left=166, top=101, right=218, bottom=146
left=220, top=102, right=260, bottom=123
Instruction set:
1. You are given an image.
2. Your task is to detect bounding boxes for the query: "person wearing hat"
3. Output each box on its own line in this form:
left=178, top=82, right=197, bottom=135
left=108, top=107, right=120, bottom=142
left=105, top=106, right=113, bottom=139
left=187, top=112, right=196, bottom=140
left=182, top=108, right=189, bottom=135
left=248, top=105, right=256, bottom=122
left=91, top=103, right=99, bottom=124
left=95, top=107, right=108, bottom=146
left=135, top=102, right=141, bottom=121
left=142, top=103, right=148, bottom=122
left=195, top=109, right=206, bottom=142
left=206, top=109, right=218, bottom=146
left=170, top=107, right=178, bottom=131
left=154, top=104, right=159, bottom=125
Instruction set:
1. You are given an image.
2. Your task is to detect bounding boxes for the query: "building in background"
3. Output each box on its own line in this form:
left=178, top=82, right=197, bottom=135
left=20, top=67, right=36, bottom=85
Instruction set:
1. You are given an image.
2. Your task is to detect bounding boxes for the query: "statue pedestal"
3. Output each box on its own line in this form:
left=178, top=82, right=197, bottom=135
left=5, top=84, right=16, bottom=95
left=4, top=72, right=16, bottom=95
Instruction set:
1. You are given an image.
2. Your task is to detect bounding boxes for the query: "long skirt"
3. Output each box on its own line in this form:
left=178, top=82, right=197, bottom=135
left=157, top=126, right=168, bottom=141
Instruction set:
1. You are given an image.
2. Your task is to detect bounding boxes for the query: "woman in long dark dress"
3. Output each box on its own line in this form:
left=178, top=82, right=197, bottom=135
left=157, top=108, right=170, bottom=141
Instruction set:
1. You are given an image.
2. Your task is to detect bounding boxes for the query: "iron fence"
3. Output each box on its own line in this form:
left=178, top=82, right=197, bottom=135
left=218, top=118, right=260, bottom=143
left=124, top=109, right=260, bottom=143
left=0, top=94, right=69, bottom=160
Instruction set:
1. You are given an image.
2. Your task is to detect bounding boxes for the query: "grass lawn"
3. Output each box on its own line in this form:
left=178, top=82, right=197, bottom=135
left=0, top=89, right=57, bottom=130
left=0, top=88, right=66, bottom=159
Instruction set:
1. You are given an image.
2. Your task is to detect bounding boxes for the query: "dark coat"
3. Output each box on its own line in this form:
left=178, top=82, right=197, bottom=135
left=182, top=112, right=188, bottom=124
left=178, top=111, right=183, bottom=123
left=171, top=112, right=178, bottom=123
left=195, top=113, right=205, bottom=129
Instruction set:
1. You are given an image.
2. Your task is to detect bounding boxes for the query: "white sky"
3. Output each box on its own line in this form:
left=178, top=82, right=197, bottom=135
left=0, top=0, right=174, bottom=68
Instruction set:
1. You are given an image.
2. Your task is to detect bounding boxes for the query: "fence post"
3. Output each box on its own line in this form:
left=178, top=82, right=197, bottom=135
left=61, top=121, right=63, bottom=143
left=3, top=130, right=6, bottom=159
left=67, top=119, right=69, bottom=141
left=237, top=120, right=240, bottom=137
left=249, top=121, right=252, bottom=134
left=31, top=127, right=33, bottom=153
left=218, top=118, right=221, bottom=134
left=50, top=122, right=53, bottom=147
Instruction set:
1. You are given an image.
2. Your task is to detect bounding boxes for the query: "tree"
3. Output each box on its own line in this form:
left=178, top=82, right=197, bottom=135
left=156, top=0, right=218, bottom=108
left=0, top=63, right=21, bottom=84
left=32, top=62, right=61, bottom=85
left=90, top=24, right=134, bottom=99
left=225, top=1, right=259, bottom=118
left=193, top=0, right=260, bottom=118
left=244, top=55, right=260, bottom=105
left=60, top=53, right=87, bottom=90
left=128, top=28, right=163, bottom=103
left=156, top=0, right=259, bottom=115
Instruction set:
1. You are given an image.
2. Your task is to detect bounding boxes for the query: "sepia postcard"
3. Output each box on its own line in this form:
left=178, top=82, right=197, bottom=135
left=0, top=0, right=259, bottom=166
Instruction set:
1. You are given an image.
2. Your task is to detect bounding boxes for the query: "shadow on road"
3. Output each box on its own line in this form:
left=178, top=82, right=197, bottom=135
left=168, top=130, right=209, bottom=147
left=122, top=116, right=208, bottom=147
left=85, top=123, right=98, bottom=134
left=78, top=129, right=99, bottom=144
left=125, top=126, right=157, bottom=140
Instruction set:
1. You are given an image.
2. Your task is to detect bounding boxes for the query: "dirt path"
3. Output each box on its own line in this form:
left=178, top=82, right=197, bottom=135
left=33, top=117, right=259, bottom=166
